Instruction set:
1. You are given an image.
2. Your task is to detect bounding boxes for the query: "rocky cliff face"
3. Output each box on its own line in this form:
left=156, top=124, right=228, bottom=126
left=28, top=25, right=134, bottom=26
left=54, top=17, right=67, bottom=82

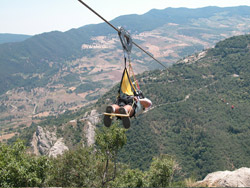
left=31, top=126, right=68, bottom=157
left=81, top=109, right=99, bottom=146
left=48, top=138, right=69, bottom=157
left=31, top=109, right=99, bottom=156
left=194, top=167, right=250, bottom=187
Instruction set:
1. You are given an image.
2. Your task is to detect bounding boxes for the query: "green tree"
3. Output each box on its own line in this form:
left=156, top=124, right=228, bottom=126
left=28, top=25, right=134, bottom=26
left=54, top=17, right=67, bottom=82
left=145, top=154, right=176, bottom=187
left=0, top=140, right=51, bottom=187
left=110, top=168, right=145, bottom=188
left=46, top=146, right=99, bottom=187
left=95, top=122, right=127, bottom=187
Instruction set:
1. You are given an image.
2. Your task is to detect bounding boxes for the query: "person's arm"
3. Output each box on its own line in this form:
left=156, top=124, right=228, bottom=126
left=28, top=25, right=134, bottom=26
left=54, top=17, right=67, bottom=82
left=139, top=97, right=152, bottom=109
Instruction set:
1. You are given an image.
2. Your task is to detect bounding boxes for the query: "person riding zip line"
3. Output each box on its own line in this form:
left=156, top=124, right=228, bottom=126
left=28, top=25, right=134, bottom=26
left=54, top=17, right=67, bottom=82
left=104, top=67, right=152, bottom=129
left=103, top=27, right=152, bottom=129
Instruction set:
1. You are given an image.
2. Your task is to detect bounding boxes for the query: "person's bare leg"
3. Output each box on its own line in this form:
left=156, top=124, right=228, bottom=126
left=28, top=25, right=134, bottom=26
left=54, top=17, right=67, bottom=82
left=123, top=105, right=134, bottom=117
left=111, top=104, right=120, bottom=113
left=119, top=105, right=132, bottom=129
left=104, top=104, right=119, bottom=127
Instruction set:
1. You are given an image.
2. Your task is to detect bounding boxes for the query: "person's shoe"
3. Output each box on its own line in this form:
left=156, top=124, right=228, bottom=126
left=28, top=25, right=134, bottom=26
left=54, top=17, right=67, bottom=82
left=104, top=106, right=113, bottom=127
left=119, top=107, right=130, bottom=129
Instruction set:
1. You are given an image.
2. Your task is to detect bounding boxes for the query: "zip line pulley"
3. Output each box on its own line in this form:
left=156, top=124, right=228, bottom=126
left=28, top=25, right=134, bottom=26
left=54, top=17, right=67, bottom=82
left=118, top=27, right=133, bottom=66
left=77, top=0, right=167, bottom=68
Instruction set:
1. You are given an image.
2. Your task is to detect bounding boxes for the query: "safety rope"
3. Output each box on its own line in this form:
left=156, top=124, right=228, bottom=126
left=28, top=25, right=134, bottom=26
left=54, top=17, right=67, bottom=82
left=77, top=0, right=167, bottom=68
left=128, top=66, right=137, bottom=93
left=128, top=60, right=140, bottom=90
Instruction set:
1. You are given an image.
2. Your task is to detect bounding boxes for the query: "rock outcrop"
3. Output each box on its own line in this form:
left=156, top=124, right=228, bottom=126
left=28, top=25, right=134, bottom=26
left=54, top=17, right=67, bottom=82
left=31, top=126, right=68, bottom=157
left=194, top=167, right=250, bottom=187
left=81, top=109, right=100, bottom=146
left=48, top=138, right=68, bottom=157
left=31, top=109, right=99, bottom=156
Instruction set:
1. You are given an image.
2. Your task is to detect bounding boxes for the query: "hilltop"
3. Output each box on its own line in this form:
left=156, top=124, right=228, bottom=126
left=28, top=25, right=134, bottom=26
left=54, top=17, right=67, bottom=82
left=0, top=33, right=31, bottom=44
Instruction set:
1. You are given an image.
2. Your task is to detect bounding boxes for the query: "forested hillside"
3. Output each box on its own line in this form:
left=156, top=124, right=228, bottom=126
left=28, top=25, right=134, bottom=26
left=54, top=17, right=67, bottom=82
left=1, top=6, right=250, bottom=182
left=96, top=34, right=250, bottom=179
left=1, top=6, right=250, bottom=135
left=10, top=34, right=250, bottom=182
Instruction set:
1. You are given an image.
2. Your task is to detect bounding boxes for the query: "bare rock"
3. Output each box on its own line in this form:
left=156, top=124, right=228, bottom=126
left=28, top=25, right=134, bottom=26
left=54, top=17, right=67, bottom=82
left=88, top=109, right=100, bottom=125
left=194, top=167, right=250, bottom=187
left=31, top=131, right=39, bottom=155
left=48, top=138, right=69, bottom=157
left=31, top=126, right=56, bottom=155
left=37, top=126, right=57, bottom=154
left=31, top=126, right=68, bottom=157
left=178, top=50, right=207, bottom=64
left=81, top=109, right=99, bottom=146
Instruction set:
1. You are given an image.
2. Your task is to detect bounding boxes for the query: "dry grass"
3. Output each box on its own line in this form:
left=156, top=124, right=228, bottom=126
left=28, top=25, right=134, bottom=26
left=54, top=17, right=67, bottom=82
left=0, top=132, right=16, bottom=141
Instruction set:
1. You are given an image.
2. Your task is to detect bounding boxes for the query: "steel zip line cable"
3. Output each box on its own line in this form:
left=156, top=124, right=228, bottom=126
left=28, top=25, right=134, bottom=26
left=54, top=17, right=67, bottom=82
left=77, top=0, right=167, bottom=68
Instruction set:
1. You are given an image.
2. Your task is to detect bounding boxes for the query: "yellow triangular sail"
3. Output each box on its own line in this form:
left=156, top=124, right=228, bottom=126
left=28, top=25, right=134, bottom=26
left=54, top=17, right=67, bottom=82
left=120, top=68, right=135, bottom=96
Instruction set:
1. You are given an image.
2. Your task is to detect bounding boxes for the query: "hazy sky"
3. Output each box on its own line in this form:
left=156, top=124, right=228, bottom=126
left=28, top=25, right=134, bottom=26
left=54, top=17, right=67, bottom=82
left=1, top=0, right=250, bottom=35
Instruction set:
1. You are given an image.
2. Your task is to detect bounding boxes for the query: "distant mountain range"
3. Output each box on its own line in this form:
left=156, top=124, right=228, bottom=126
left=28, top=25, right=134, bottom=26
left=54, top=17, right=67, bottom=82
left=0, top=33, right=31, bottom=44
left=1, top=6, right=250, bottom=134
